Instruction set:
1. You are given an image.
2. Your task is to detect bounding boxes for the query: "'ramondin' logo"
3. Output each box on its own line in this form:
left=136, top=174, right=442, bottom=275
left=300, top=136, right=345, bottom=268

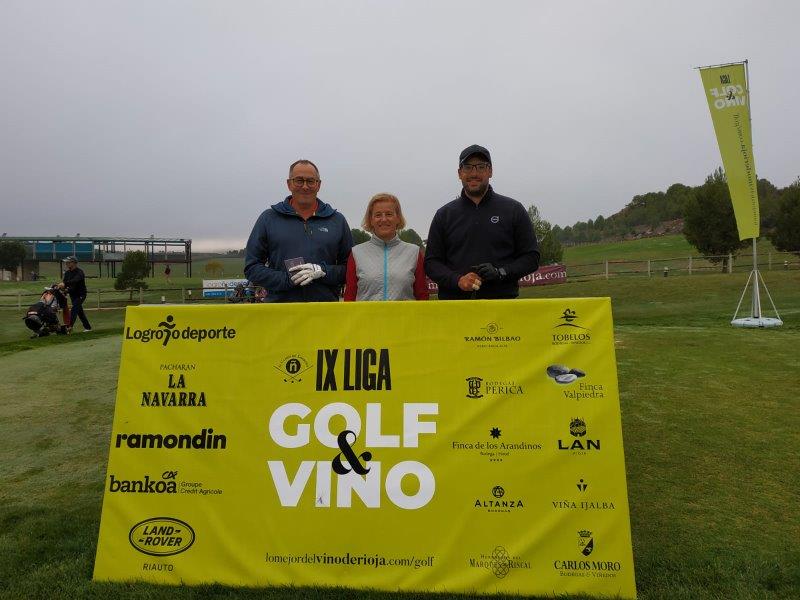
left=129, top=517, right=195, bottom=556
left=125, top=315, right=236, bottom=347
left=115, top=428, right=227, bottom=450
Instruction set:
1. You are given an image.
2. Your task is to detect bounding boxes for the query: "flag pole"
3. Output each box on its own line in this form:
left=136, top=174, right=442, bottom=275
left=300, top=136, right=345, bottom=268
left=726, top=59, right=781, bottom=327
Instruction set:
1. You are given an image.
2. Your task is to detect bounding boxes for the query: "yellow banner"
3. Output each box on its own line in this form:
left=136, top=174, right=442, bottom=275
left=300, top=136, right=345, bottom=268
left=93, top=300, right=636, bottom=598
left=700, top=62, right=760, bottom=240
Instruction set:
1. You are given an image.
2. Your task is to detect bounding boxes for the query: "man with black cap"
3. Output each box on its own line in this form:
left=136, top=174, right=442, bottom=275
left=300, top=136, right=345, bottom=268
left=62, top=256, right=92, bottom=332
left=424, top=145, right=540, bottom=299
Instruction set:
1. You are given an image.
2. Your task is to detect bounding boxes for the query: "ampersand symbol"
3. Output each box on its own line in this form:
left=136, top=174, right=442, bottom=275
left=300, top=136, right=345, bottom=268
left=331, top=430, right=372, bottom=475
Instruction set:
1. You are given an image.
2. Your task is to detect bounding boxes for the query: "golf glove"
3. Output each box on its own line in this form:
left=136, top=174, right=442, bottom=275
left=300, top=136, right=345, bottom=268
left=289, top=263, right=325, bottom=286
left=472, top=263, right=506, bottom=282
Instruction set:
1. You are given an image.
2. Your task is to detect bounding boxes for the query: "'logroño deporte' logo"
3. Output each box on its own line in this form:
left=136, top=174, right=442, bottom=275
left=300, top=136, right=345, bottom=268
left=129, top=517, right=195, bottom=556
left=125, top=315, right=236, bottom=347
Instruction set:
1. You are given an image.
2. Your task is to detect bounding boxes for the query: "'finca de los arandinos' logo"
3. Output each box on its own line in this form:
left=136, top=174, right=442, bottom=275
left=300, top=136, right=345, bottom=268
left=467, top=546, right=531, bottom=579
left=274, top=354, right=313, bottom=383
left=129, top=517, right=195, bottom=557
left=552, top=309, right=591, bottom=346
left=125, top=315, right=237, bottom=347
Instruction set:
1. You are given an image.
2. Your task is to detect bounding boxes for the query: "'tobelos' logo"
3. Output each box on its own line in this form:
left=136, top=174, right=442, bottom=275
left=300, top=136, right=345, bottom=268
left=552, top=308, right=591, bottom=346
left=129, top=517, right=195, bottom=556
left=125, top=315, right=236, bottom=347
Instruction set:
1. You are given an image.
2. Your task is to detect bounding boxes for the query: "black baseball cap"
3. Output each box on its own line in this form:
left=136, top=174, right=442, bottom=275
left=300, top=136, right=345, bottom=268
left=459, top=144, right=491, bottom=166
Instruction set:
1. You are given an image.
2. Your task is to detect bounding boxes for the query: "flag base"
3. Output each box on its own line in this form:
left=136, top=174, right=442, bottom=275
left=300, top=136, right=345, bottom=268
left=731, top=316, right=783, bottom=328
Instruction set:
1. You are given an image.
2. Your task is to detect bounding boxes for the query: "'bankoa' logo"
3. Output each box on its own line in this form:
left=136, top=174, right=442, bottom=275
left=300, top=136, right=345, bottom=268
left=125, top=315, right=236, bottom=347
left=115, top=428, right=227, bottom=450
left=109, top=471, right=177, bottom=494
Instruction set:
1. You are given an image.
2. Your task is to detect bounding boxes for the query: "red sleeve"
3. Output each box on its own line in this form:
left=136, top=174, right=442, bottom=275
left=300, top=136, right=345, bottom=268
left=343, top=253, right=358, bottom=301
left=413, top=250, right=429, bottom=300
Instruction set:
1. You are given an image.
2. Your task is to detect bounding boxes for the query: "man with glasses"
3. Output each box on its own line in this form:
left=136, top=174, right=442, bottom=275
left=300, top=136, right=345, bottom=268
left=425, top=145, right=539, bottom=299
left=245, top=159, right=353, bottom=302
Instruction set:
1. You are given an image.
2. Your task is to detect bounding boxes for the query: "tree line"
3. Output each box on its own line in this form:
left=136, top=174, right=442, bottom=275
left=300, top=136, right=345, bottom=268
left=553, top=170, right=800, bottom=260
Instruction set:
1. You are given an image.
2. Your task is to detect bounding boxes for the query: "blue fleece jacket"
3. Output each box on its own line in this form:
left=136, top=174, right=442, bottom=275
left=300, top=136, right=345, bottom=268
left=244, top=197, right=353, bottom=302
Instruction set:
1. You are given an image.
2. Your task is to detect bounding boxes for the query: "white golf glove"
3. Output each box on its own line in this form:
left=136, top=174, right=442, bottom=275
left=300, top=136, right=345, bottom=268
left=289, top=263, right=325, bottom=286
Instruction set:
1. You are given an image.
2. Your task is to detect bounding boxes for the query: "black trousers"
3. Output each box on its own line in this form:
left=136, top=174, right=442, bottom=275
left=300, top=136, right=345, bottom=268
left=69, top=295, right=91, bottom=329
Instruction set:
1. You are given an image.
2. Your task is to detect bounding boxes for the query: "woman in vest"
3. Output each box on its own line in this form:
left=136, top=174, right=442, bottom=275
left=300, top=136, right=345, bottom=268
left=344, top=193, right=429, bottom=301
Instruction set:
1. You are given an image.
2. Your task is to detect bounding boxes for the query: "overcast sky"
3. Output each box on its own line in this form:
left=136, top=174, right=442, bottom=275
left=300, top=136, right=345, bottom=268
left=1, top=1, right=798, bottom=251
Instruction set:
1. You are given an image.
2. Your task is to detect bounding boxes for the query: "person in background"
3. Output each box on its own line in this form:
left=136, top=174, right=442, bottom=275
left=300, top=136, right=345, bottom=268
left=424, top=144, right=539, bottom=299
left=244, top=159, right=353, bottom=302
left=62, top=256, right=92, bottom=332
left=344, top=193, right=428, bottom=301
left=164, top=264, right=171, bottom=283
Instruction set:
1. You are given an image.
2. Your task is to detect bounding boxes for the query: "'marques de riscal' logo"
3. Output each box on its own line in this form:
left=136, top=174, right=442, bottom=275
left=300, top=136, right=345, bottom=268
left=125, top=315, right=236, bottom=347
left=468, top=546, right=531, bottom=579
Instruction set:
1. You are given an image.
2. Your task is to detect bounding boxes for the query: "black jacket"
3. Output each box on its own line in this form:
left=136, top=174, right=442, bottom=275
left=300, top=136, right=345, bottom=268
left=425, top=186, right=539, bottom=299
left=63, top=267, right=87, bottom=299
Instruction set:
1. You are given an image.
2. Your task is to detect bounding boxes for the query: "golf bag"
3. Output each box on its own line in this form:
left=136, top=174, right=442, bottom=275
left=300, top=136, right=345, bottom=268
left=23, top=286, right=69, bottom=337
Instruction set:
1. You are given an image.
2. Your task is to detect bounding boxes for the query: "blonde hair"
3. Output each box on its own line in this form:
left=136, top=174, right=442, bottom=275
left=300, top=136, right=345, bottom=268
left=362, top=193, right=406, bottom=232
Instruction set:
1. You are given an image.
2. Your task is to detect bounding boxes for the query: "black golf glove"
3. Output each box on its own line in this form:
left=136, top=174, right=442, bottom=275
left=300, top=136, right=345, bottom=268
left=472, top=263, right=506, bottom=282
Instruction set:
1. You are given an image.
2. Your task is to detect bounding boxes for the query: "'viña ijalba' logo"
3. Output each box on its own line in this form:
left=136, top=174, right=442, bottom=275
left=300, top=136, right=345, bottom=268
left=552, top=308, right=591, bottom=346
left=125, top=315, right=236, bottom=347
left=275, top=354, right=313, bottom=383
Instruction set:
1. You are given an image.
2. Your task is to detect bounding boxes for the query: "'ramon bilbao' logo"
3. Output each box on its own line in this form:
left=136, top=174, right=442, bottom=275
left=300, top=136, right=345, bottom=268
left=552, top=309, right=591, bottom=346
left=468, top=546, right=531, bottom=579
left=129, top=517, right=195, bottom=556
left=464, top=322, right=522, bottom=348
left=275, top=354, right=313, bottom=383
left=125, top=315, right=236, bottom=347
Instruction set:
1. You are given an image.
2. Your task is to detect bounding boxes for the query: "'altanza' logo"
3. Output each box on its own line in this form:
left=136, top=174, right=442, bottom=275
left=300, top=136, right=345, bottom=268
left=115, top=428, right=227, bottom=450
left=129, top=517, right=195, bottom=556
left=124, top=315, right=236, bottom=347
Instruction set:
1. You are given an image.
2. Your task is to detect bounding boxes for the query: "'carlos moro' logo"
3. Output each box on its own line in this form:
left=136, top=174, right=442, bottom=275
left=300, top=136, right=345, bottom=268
left=129, top=517, right=195, bottom=556
left=125, top=315, right=237, bottom=347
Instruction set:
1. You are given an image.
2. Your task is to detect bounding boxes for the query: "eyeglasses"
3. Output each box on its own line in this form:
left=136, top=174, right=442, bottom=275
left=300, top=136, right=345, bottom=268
left=460, top=163, right=490, bottom=173
left=289, top=177, right=320, bottom=187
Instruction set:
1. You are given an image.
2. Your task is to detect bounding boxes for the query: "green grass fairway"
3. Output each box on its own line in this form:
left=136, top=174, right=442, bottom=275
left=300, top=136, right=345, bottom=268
left=1, top=272, right=798, bottom=599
